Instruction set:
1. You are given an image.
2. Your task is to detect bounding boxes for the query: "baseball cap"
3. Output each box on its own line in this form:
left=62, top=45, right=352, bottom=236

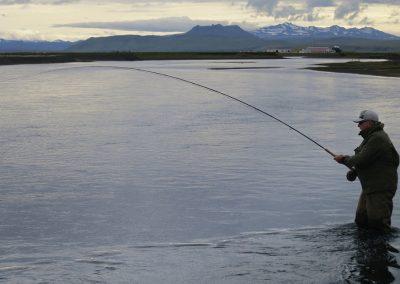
left=353, top=110, right=379, bottom=123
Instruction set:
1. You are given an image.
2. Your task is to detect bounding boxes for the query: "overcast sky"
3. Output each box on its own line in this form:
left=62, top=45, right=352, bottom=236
left=1, top=0, right=399, bottom=40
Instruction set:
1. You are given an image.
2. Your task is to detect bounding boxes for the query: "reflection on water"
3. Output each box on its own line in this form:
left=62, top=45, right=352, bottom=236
left=1, top=224, right=399, bottom=283
left=349, top=229, right=400, bottom=283
left=0, top=58, right=399, bottom=282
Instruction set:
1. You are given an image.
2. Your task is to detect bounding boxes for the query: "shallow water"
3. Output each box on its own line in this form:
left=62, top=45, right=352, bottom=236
left=0, top=58, right=399, bottom=282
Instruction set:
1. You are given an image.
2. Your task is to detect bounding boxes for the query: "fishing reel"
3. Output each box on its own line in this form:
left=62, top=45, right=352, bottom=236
left=346, top=169, right=357, bottom=182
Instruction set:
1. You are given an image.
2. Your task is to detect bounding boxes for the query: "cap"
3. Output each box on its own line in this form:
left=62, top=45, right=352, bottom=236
left=353, top=110, right=379, bottom=123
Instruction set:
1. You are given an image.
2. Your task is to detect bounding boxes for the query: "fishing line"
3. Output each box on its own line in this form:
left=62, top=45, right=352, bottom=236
left=40, top=65, right=337, bottom=157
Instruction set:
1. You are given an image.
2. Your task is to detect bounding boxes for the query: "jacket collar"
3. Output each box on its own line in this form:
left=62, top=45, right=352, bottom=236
left=359, top=122, right=384, bottom=139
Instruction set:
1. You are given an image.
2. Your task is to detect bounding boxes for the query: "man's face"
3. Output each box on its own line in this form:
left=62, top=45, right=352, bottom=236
left=358, top=120, right=373, bottom=131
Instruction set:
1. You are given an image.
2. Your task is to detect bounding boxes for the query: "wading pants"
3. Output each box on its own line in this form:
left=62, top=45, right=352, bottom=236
left=355, top=190, right=396, bottom=233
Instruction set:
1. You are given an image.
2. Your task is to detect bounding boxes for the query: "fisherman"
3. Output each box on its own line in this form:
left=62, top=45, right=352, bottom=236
left=334, top=110, right=399, bottom=233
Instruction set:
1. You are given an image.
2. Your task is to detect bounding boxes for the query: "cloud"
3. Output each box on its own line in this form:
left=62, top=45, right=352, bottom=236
left=0, top=0, right=77, bottom=4
left=0, top=0, right=30, bottom=4
left=0, top=29, right=47, bottom=40
left=246, top=0, right=279, bottom=15
left=305, top=0, right=335, bottom=8
left=54, top=16, right=232, bottom=33
left=54, top=16, right=262, bottom=33
left=246, top=0, right=323, bottom=21
left=274, top=5, right=305, bottom=19
left=2, top=0, right=400, bottom=28
left=335, top=0, right=377, bottom=20
left=362, top=0, right=399, bottom=3
left=0, top=0, right=237, bottom=4
left=244, top=0, right=337, bottom=22
left=334, top=0, right=361, bottom=20
left=359, top=16, right=374, bottom=25
left=245, top=0, right=400, bottom=22
left=1, top=0, right=400, bottom=4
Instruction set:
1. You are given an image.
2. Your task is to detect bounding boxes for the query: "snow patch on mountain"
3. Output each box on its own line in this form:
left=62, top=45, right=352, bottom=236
left=252, top=22, right=398, bottom=40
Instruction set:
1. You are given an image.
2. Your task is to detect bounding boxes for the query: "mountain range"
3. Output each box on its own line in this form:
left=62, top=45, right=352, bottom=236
left=1, top=23, right=399, bottom=53
left=252, top=22, right=398, bottom=40
left=67, top=25, right=266, bottom=52
left=0, top=39, right=72, bottom=52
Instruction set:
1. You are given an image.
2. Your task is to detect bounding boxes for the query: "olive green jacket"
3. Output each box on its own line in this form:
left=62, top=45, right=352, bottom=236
left=344, top=122, right=399, bottom=194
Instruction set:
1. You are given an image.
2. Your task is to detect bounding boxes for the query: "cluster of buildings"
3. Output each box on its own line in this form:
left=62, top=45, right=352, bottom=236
left=266, top=46, right=341, bottom=54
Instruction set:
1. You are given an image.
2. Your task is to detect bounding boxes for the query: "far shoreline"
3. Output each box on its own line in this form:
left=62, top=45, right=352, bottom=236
left=0, top=51, right=399, bottom=78
left=0, top=52, right=284, bottom=66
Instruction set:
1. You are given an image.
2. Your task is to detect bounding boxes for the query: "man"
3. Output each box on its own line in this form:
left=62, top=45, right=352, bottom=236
left=334, top=110, right=399, bottom=233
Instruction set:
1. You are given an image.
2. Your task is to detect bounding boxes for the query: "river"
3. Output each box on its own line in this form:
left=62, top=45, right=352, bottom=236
left=1, top=58, right=399, bottom=283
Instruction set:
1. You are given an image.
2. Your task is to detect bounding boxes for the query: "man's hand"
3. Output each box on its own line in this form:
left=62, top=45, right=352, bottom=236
left=334, top=155, right=347, bottom=164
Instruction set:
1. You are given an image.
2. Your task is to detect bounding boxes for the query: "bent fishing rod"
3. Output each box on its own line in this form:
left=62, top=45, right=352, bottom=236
left=47, top=65, right=340, bottom=159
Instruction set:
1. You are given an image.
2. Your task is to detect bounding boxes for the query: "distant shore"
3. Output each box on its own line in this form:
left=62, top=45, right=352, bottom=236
left=306, top=60, right=400, bottom=78
left=0, top=51, right=399, bottom=77
left=0, top=52, right=284, bottom=66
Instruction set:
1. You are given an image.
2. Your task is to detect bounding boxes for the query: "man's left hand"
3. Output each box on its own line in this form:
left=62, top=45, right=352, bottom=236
left=334, top=155, right=347, bottom=164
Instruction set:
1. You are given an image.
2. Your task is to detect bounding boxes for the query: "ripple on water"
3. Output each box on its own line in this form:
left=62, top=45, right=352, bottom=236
left=0, top=224, right=399, bottom=283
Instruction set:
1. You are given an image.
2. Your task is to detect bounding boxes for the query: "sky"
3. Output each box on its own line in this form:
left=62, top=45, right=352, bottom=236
left=0, top=0, right=399, bottom=41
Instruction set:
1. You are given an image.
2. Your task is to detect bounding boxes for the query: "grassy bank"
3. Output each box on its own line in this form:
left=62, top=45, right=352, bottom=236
left=306, top=60, right=400, bottom=77
left=0, top=52, right=283, bottom=65
left=0, top=52, right=141, bottom=65
left=285, top=52, right=400, bottom=60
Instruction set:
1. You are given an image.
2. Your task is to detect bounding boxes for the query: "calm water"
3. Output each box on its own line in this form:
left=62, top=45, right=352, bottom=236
left=1, top=58, right=399, bottom=283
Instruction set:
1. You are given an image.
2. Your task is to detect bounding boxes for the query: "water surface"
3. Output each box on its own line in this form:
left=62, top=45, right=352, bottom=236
left=1, top=58, right=399, bottom=282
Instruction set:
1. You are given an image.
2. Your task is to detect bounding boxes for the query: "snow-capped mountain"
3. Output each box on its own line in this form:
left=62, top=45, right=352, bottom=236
left=252, top=22, right=399, bottom=40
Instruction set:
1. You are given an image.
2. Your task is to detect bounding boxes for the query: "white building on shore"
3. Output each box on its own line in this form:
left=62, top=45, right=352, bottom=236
left=300, top=47, right=333, bottom=53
